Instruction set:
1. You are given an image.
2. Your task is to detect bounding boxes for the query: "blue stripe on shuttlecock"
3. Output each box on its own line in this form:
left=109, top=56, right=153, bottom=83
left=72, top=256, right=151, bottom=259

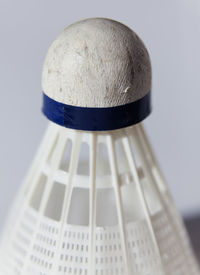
left=42, top=92, right=151, bottom=131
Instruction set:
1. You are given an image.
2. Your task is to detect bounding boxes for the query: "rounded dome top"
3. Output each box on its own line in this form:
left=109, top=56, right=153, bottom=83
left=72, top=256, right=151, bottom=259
left=42, top=18, right=151, bottom=108
left=42, top=18, right=152, bottom=131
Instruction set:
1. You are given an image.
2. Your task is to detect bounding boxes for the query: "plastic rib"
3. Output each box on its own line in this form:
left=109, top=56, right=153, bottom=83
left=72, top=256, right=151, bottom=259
left=135, top=124, right=198, bottom=272
left=131, top=127, right=169, bottom=269
left=89, top=133, right=97, bottom=275
left=6, top=123, right=59, bottom=255
left=21, top=131, right=67, bottom=273
left=50, top=131, right=82, bottom=274
left=134, top=124, right=198, bottom=273
left=18, top=123, right=58, bottom=211
left=21, top=124, right=59, bottom=209
left=136, top=124, right=180, bottom=209
left=24, top=122, right=57, bottom=194
left=107, top=135, right=131, bottom=275
left=137, top=124, right=167, bottom=192
left=123, top=129, right=166, bottom=275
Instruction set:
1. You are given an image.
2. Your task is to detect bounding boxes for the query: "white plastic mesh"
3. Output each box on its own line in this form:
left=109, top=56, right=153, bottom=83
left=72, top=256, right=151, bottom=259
left=0, top=123, right=199, bottom=275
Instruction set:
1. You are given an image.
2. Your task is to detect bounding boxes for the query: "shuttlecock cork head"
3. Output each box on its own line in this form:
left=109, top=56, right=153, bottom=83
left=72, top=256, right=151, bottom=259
left=42, top=18, right=152, bottom=131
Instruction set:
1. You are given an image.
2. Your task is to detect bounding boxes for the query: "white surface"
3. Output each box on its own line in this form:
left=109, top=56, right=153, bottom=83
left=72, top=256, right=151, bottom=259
left=42, top=18, right=151, bottom=107
left=0, top=123, right=198, bottom=275
left=0, top=0, right=200, bottom=229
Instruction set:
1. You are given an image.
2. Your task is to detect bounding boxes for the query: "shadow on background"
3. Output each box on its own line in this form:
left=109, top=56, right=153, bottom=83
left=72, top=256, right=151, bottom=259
left=185, top=215, right=200, bottom=261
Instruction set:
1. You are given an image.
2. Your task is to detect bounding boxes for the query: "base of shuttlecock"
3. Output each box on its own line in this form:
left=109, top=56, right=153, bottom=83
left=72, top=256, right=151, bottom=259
left=42, top=91, right=151, bottom=131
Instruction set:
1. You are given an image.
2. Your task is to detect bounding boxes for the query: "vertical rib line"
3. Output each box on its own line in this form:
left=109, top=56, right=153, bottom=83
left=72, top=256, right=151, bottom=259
left=89, top=133, right=97, bottom=275
left=135, top=124, right=198, bottom=272
left=50, top=131, right=82, bottom=274
left=21, top=131, right=67, bottom=274
left=6, top=123, right=59, bottom=266
left=123, top=129, right=166, bottom=275
left=107, top=135, right=131, bottom=275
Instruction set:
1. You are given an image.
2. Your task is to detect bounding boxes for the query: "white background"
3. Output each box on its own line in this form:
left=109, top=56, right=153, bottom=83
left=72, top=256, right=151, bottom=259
left=0, top=0, right=199, bottom=227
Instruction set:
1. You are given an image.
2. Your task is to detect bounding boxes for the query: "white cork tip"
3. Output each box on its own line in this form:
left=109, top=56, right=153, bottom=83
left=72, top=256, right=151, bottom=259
left=42, top=18, right=152, bottom=108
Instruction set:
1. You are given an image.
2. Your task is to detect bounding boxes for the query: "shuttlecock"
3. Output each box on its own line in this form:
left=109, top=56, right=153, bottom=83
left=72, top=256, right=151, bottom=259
left=0, top=18, right=199, bottom=275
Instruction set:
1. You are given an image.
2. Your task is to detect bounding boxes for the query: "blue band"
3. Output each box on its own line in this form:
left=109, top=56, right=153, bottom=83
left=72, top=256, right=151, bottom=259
left=42, top=92, right=151, bottom=131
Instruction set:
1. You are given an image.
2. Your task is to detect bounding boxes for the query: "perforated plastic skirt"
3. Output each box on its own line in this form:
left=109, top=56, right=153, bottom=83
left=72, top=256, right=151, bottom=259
left=0, top=123, right=199, bottom=275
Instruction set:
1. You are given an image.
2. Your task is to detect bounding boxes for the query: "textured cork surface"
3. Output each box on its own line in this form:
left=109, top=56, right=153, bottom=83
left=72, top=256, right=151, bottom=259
left=42, top=18, right=152, bottom=108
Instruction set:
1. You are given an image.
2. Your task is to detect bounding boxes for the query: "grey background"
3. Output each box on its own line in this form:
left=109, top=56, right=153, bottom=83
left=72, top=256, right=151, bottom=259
left=0, top=0, right=199, bottom=227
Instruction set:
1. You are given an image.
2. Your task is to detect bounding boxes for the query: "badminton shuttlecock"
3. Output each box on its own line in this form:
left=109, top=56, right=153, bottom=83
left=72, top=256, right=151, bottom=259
left=0, top=18, right=199, bottom=275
